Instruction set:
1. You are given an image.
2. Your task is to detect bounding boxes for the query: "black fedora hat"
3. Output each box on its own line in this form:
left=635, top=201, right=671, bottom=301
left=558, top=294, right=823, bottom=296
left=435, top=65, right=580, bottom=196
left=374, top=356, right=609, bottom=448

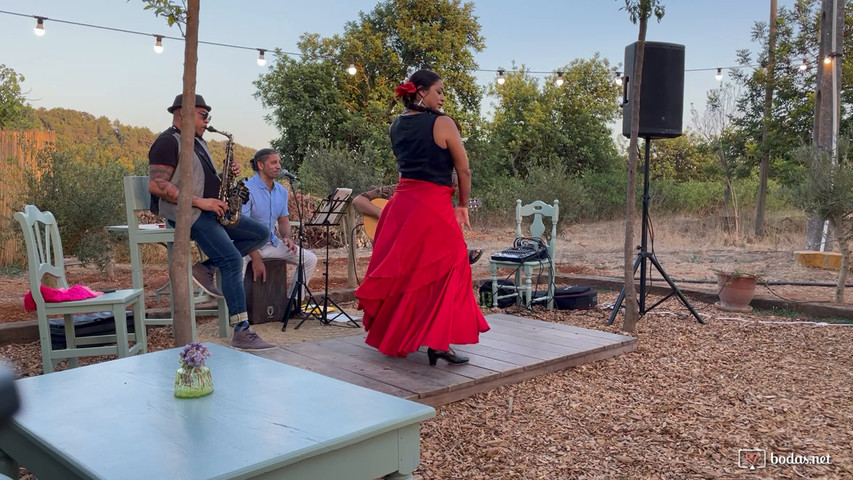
left=167, top=94, right=212, bottom=113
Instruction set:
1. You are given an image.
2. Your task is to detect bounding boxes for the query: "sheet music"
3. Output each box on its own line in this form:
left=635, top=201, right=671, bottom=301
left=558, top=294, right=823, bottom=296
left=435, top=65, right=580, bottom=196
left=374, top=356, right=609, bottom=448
left=308, top=188, right=352, bottom=226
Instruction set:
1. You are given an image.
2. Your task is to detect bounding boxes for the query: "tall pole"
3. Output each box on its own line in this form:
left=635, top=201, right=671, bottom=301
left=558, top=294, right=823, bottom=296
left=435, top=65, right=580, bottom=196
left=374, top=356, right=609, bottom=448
left=808, top=0, right=845, bottom=251
left=755, top=0, right=776, bottom=237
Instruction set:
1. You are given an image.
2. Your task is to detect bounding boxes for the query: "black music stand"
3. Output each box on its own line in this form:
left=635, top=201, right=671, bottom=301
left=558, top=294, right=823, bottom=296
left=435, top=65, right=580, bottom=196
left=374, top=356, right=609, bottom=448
left=295, top=188, right=360, bottom=329
left=607, top=137, right=704, bottom=325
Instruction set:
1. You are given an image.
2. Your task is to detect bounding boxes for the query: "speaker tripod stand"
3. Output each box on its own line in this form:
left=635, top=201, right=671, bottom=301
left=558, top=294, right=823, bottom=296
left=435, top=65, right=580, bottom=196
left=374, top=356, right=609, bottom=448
left=607, top=137, right=705, bottom=325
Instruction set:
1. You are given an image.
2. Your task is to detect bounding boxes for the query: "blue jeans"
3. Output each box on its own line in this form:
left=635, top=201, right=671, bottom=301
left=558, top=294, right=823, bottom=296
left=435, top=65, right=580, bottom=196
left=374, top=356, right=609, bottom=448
left=180, top=211, right=269, bottom=315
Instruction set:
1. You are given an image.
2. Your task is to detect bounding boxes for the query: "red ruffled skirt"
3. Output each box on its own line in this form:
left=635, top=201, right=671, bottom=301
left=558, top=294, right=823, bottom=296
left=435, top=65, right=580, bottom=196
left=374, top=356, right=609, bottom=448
left=355, top=178, right=490, bottom=357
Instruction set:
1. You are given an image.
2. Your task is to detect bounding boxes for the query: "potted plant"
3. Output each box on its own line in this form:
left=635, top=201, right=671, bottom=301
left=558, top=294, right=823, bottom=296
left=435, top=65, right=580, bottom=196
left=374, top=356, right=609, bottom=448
left=713, top=269, right=760, bottom=312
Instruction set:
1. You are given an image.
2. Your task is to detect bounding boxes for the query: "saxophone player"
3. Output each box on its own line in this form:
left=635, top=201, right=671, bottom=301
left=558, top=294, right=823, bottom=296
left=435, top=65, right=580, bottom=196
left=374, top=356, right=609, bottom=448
left=148, top=94, right=275, bottom=350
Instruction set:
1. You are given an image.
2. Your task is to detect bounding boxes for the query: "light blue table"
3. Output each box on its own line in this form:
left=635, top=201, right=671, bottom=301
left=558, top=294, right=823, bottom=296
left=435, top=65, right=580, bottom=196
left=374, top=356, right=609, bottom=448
left=0, top=344, right=435, bottom=479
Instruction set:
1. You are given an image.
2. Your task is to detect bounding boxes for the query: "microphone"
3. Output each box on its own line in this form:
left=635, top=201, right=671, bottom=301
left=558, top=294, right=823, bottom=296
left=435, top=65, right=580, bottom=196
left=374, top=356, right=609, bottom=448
left=279, top=169, right=299, bottom=181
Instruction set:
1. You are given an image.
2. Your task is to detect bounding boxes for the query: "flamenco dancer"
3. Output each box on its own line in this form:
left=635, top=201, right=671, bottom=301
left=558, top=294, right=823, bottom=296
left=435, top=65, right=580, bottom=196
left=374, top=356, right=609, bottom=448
left=355, top=69, right=489, bottom=366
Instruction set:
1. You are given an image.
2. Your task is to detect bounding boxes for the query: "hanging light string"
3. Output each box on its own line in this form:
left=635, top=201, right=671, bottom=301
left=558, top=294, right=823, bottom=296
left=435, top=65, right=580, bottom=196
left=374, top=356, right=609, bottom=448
left=0, top=9, right=827, bottom=81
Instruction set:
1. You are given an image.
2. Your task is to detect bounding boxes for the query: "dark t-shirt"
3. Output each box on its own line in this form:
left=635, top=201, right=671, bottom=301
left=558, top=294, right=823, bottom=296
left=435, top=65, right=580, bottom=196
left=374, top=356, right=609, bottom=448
left=148, top=126, right=220, bottom=213
left=389, top=113, right=454, bottom=187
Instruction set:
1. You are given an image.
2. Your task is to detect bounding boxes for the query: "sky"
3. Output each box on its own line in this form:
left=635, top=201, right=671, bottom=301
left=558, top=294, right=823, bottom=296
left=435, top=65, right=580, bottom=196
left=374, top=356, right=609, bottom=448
left=0, top=0, right=794, bottom=150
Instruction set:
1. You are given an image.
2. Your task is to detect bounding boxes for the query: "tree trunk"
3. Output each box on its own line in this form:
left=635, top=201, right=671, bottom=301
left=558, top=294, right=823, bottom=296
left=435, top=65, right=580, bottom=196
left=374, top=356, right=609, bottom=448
left=755, top=0, right=776, bottom=238
left=622, top=16, right=648, bottom=335
left=171, top=0, right=200, bottom=346
left=831, top=214, right=849, bottom=302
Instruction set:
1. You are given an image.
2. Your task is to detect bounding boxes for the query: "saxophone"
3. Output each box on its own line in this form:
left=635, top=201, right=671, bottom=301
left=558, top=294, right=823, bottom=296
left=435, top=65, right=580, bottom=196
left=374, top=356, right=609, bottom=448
left=206, top=126, right=249, bottom=226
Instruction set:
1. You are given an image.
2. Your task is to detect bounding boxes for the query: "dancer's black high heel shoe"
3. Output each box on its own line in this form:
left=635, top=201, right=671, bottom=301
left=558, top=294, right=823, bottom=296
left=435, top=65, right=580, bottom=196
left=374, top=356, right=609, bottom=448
left=427, top=348, right=469, bottom=366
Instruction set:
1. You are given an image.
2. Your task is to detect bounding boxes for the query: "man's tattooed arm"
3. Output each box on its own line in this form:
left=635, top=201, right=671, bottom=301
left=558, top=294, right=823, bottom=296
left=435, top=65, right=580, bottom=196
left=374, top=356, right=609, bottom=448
left=149, top=164, right=179, bottom=203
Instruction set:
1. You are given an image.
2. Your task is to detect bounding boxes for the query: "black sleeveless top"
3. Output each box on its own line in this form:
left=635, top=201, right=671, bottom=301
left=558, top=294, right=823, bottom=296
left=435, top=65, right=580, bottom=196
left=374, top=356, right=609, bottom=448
left=389, top=112, right=454, bottom=187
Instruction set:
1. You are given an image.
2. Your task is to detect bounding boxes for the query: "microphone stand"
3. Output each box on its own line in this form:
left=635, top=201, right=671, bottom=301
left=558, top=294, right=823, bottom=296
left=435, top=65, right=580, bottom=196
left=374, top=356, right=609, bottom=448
left=280, top=174, right=320, bottom=331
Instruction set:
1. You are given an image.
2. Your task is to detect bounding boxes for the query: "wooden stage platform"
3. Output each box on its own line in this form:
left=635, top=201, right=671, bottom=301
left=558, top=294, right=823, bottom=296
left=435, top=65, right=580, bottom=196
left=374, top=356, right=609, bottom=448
left=254, top=314, right=637, bottom=407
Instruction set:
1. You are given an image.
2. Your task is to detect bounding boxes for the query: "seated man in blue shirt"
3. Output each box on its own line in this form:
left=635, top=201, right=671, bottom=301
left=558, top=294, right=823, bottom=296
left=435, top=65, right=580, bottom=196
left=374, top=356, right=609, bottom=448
left=241, top=148, right=318, bottom=304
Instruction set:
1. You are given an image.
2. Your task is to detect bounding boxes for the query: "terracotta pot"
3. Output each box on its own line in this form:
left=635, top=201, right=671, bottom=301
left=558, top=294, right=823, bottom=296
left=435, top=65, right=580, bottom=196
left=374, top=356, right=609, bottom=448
left=716, top=272, right=757, bottom=312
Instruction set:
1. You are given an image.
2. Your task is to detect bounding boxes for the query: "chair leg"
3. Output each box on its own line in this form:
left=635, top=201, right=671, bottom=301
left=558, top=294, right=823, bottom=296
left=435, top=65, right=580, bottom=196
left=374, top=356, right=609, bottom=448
left=490, top=264, right=499, bottom=308
left=63, top=314, right=78, bottom=369
left=523, top=265, right=533, bottom=308
left=38, top=313, right=55, bottom=374
left=133, top=295, right=147, bottom=354
left=113, top=305, right=130, bottom=359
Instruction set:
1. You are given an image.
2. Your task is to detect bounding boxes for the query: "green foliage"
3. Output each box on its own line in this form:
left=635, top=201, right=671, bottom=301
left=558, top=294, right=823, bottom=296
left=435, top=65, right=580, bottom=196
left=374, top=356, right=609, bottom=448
left=478, top=160, right=586, bottom=229
left=790, top=140, right=853, bottom=220
left=649, top=133, right=717, bottom=181
left=483, top=58, right=622, bottom=178
left=297, top=143, right=390, bottom=198
left=254, top=0, right=484, bottom=172
left=621, top=0, right=666, bottom=23
left=24, top=147, right=130, bottom=270
left=0, top=64, right=39, bottom=129
left=139, top=0, right=186, bottom=28
left=576, top=168, right=628, bottom=219
left=727, top=1, right=853, bottom=188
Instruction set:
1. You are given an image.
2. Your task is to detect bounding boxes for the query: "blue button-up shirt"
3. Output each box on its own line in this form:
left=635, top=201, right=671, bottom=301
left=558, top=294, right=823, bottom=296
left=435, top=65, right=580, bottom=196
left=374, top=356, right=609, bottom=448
left=241, top=173, right=289, bottom=248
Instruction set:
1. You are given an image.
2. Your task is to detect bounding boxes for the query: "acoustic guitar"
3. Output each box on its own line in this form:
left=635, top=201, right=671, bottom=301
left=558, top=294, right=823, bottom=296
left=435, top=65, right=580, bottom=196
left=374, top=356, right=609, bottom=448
left=363, top=197, right=481, bottom=240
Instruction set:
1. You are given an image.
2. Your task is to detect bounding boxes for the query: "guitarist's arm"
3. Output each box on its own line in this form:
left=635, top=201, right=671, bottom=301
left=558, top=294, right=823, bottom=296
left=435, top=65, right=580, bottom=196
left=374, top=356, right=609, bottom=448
left=353, top=185, right=396, bottom=219
left=352, top=193, right=382, bottom=220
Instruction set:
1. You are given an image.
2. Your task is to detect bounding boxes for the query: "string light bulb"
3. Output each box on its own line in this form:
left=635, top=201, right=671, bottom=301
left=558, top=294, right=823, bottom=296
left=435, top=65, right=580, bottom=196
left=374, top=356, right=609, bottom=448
left=554, top=71, right=564, bottom=87
left=347, top=61, right=357, bottom=76
left=153, top=35, right=164, bottom=54
left=715, top=68, right=723, bottom=81
left=824, top=55, right=832, bottom=65
left=257, top=49, right=266, bottom=66
left=496, top=68, right=506, bottom=85
left=614, top=71, right=623, bottom=86
left=799, top=58, right=808, bottom=71
left=34, top=17, right=45, bottom=37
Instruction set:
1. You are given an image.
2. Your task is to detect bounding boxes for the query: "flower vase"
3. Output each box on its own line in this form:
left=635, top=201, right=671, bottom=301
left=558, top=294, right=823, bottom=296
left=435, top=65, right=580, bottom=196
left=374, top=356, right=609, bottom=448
left=174, top=365, right=213, bottom=398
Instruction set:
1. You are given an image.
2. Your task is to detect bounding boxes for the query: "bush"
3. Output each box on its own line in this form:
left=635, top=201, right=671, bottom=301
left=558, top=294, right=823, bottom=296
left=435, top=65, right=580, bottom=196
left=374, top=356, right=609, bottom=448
left=24, top=147, right=129, bottom=270
left=297, top=143, right=391, bottom=198
left=476, top=161, right=586, bottom=231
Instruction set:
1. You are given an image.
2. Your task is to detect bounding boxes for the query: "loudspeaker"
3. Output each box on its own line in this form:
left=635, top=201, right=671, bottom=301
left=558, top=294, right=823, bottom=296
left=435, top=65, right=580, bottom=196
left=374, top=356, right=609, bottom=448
left=621, top=41, right=685, bottom=139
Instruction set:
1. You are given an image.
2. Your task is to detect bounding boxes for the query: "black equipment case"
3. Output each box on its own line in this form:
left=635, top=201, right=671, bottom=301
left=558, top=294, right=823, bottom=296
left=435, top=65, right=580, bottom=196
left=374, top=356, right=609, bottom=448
left=478, top=280, right=516, bottom=308
left=533, top=286, right=598, bottom=310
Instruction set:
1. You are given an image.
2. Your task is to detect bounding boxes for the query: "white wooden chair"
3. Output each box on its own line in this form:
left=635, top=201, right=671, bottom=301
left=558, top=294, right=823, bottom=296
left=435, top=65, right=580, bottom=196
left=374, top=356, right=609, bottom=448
left=123, top=176, right=229, bottom=339
left=489, top=199, right=559, bottom=310
left=15, top=205, right=146, bottom=373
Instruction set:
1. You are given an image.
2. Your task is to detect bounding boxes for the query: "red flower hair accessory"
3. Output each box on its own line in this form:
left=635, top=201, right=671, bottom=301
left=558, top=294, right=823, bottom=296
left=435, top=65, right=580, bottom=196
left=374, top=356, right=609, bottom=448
left=394, top=81, right=417, bottom=98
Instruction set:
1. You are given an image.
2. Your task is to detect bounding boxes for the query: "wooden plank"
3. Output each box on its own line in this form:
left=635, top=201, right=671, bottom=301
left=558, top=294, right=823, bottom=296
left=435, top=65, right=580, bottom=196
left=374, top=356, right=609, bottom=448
left=321, top=339, right=479, bottom=400
left=419, top=342, right=638, bottom=407
left=333, top=334, right=503, bottom=386
left=485, top=315, right=627, bottom=347
left=481, top=328, right=596, bottom=356
left=473, top=333, right=565, bottom=365
left=253, top=347, right=416, bottom=399
left=285, top=340, right=452, bottom=395
left=488, top=314, right=635, bottom=344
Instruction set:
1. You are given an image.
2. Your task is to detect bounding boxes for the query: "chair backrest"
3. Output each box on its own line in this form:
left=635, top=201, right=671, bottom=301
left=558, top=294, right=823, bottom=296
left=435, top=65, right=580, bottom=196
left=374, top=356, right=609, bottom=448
left=514, top=199, right=560, bottom=258
left=14, top=205, right=70, bottom=309
left=124, top=176, right=151, bottom=232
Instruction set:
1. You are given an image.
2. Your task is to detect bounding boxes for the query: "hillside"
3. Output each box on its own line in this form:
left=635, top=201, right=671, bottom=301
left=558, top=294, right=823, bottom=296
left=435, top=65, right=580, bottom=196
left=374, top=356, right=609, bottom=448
left=32, top=107, right=258, bottom=172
